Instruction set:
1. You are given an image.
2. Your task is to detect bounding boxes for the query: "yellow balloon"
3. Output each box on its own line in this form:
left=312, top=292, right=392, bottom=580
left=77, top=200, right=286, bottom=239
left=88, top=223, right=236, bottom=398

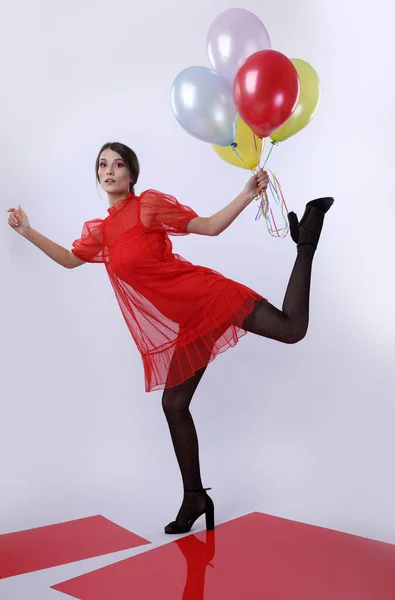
left=212, top=116, right=264, bottom=170
left=270, top=58, right=321, bottom=143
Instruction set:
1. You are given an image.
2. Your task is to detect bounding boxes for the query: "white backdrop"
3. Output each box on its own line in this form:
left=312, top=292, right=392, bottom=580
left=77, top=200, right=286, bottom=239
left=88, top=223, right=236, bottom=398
left=1, top=0, right=395, bottom=558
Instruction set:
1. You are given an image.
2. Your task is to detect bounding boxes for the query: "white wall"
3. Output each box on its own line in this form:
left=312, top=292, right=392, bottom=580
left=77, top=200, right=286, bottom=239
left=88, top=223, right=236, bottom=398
left=1, top=0, right=394, bottom=547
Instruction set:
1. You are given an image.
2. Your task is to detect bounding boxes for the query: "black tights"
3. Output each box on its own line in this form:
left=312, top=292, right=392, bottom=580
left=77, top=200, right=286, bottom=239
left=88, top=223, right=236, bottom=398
left=162, top=244, right=315, bottom=524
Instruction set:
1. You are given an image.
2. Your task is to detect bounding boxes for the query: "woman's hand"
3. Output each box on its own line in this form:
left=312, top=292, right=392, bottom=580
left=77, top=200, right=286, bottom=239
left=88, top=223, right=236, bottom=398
left=7, top=205, right=30, bottom=236
left=243, top=168, right=269, bottom=201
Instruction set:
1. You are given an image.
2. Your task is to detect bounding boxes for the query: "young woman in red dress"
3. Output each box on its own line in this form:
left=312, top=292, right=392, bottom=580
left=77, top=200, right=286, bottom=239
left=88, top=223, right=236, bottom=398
left=7, top=142, right=334, bottom=534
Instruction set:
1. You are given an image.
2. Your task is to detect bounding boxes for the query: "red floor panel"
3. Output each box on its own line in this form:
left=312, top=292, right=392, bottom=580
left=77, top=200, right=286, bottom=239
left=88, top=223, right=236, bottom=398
left=0, top=515, right=150, bottom=579
left=52, top=511, right=395, bottom=599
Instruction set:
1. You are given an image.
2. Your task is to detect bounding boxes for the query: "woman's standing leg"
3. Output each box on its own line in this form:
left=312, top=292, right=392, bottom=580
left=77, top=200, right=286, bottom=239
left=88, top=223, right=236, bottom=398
left=162, top=364, right=209, bottom=527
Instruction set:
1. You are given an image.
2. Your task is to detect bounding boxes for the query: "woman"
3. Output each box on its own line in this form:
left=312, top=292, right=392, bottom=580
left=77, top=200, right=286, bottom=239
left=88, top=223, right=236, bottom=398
left=7, top=141, right=334, bottom=535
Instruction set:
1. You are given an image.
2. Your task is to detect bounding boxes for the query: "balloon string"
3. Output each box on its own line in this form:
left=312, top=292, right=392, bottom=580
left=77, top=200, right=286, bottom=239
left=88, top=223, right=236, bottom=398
left=261, top=140, right=277, bottom=169
left=230, top=144, right=247, bottom=165
left=230, top=143, right=267, bottom=218
left=255, top=141, right=289, bottom=238
left=267, top=172, right=289, bottom=237
left=252, top=132, right=258, bottom=155
left=254, top=174, right=288, bottom=237
left=271, top=171, right=289, bottom=215
left=231, top=140, right=289, bottom=238
left=254, top=141, right=275, bottom=229
left=230, top=142, right=277, bottom=232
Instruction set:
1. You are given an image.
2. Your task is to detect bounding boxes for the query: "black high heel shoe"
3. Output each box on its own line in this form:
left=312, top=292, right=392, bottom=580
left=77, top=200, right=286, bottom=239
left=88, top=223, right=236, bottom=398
left=288, top=197, right=334, bottom=249
left=164, top=487, right=215, bottom=534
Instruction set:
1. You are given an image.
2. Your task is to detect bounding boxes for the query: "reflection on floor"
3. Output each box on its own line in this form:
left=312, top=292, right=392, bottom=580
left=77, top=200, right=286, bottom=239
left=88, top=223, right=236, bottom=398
left=2, top=512, right=395, bottom=599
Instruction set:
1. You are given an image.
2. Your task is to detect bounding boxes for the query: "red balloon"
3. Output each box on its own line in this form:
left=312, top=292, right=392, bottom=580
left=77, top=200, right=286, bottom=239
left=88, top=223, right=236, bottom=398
left=233, top=50, right=300, bottom=138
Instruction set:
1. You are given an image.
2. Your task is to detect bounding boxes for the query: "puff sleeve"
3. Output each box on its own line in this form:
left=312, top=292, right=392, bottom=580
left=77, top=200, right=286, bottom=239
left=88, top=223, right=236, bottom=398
left=139, top=189, right=198, bottom=236
left=71, top=219, right=104, bottom=262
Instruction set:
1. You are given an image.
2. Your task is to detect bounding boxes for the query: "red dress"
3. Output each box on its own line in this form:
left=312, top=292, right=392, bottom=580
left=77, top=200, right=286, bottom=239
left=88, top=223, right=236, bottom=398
left=71, top=190, right=264, bottom=392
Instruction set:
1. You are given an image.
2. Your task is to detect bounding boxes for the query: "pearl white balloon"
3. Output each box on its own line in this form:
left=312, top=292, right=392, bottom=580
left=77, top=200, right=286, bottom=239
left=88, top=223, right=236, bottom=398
left=171, top=66, right=237, bottom=146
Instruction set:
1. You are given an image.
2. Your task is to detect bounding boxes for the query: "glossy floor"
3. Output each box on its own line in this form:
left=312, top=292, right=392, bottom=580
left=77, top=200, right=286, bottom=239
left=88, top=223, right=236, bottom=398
left=1, top=511, right=394, bottom=599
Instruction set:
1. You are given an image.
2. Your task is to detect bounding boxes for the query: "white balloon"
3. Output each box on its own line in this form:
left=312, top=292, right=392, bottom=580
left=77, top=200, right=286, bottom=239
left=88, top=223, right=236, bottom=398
left=171, top=66, right=237, bottom=146
left=207, top=8, right=271, bottom=85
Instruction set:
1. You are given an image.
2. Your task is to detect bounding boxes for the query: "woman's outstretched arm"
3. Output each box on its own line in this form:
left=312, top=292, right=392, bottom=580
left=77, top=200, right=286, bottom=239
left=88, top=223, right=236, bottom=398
left=7, top=206, right=85, bottom=269
left=186, top=168, right=268, bottom=236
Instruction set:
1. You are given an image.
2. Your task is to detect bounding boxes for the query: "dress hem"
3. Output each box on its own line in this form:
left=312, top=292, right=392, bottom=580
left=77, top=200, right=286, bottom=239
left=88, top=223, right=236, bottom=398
left=144, top=291, right=264, bottom=393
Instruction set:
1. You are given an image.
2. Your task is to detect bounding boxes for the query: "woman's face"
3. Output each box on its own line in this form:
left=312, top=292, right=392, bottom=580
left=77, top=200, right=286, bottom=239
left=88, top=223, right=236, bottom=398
left=98, top=149, right=132, bottom=199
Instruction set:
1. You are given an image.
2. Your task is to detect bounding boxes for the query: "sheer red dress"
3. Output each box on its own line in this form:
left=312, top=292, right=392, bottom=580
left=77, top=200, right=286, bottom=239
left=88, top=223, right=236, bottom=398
left=71, top=190, right=264, bottom=392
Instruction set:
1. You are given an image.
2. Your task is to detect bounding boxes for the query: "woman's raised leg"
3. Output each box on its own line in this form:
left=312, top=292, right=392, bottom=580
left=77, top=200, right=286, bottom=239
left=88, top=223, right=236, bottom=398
left=242, top=199, right=334, bottom=343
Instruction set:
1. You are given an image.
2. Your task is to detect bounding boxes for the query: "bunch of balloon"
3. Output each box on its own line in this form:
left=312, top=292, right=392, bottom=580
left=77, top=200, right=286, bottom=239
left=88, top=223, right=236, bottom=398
left=170, top=9, right=270, bottom=175
left=170, top=8, right=321, bottom=238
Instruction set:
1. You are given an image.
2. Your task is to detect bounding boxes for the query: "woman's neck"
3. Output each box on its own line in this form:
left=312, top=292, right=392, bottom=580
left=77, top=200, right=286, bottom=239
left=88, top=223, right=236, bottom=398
left=108, top=191, right=133, bottom=207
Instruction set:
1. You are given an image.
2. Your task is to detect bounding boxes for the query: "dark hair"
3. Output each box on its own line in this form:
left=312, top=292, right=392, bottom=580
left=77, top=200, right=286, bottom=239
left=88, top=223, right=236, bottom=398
left=95, top=142, right=140, bottom=194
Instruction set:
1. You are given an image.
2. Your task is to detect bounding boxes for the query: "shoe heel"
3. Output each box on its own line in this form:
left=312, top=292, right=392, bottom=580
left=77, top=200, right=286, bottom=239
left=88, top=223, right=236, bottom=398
left=205, top=496, right=215, bottom=531
left=306, top=197, right=334, bottom=213
left=287, top=211, right=299, bottom=243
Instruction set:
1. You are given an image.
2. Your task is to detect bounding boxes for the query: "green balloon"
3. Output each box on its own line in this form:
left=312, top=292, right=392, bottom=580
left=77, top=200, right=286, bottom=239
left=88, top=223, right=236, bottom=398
left=271, top=58, right=321, bottom=143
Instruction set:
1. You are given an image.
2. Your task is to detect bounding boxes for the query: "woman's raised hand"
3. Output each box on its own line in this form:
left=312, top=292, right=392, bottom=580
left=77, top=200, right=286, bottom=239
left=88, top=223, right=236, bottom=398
left=7, top=205, right=30, bottom=236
